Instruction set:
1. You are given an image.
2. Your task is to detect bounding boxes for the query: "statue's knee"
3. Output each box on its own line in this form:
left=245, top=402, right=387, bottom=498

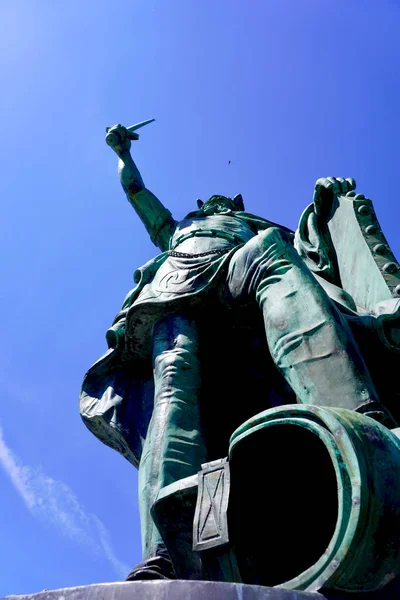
left=155, top=347, right=189, bottom=372
left=154, top=347, right=200, bottom=392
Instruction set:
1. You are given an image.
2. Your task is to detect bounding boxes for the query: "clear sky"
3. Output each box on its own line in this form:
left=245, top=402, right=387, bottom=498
left=1, top=0, right=400, bottom=595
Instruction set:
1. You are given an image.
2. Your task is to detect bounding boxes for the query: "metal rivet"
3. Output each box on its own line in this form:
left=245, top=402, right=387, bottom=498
left=358, top=205, right=369, bottom=215
left=374, top=243, right=387, bottom=254
left=365, top=225, right=377, bottom=235
left=383, top=262, right=399, bottom=274
left=395, top=285, right=400, bottom=296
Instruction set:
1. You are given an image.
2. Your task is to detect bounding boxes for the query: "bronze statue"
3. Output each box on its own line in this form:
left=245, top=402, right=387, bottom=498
left=80, top=122, right=400, bottom=587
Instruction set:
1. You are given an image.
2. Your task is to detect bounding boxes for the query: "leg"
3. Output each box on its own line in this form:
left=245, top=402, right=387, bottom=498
left=227, top=228, right=383, bottom=413
left=131, top=314, right=206, bottom=578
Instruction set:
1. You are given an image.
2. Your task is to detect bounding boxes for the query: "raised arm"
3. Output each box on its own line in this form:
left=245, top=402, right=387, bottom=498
left=106, top=124, right=176, bottom=251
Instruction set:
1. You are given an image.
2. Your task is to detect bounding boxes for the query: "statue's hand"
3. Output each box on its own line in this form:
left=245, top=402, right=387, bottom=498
left=105, top=124, right=132, bottom=156
left=313, top=177, right=356, bottom=215
left=106, top=321, right=126, bottom=350
left=314, top=176, right=356, bottom=199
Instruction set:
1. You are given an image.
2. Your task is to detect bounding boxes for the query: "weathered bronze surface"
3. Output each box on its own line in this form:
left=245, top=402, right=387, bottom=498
left=229, top=405, right=400, bottom=591
left=80, top=123, right=400, bottom=591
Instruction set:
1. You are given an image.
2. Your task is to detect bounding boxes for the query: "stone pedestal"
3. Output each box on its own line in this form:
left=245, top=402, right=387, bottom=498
left=2, top=581, right=324, bottom=600
left=4, top=579, right=400, bottom=600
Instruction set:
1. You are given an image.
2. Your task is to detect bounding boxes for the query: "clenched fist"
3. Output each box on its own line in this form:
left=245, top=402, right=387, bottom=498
left=313, top=177, right=357, bottom=216
left=106, top=124, right=132, bottom=157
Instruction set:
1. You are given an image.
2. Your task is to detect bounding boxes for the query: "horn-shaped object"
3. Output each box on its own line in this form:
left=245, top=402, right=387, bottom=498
left=233, top=194, right=244, bottom=211
left=228, top=405, right=400, bottom=591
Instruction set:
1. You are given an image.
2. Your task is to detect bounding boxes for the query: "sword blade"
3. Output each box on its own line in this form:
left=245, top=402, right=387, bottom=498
left=126, top=118, right=155, bottom=133
left=105, top=119, right=155, bottom=135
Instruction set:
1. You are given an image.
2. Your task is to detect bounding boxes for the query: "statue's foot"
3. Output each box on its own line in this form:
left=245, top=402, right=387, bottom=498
left=126, top=567, right=169, bottom=581
left=126, top=551, right=176, bottom=581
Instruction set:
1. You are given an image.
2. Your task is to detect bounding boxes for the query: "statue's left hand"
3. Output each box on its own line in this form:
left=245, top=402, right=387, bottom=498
left=313, top=177, right=356, bottom=216
left=314, top=176, right=356, bottom=201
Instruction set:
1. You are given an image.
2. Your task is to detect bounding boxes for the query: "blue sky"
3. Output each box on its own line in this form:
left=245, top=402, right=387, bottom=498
left=1, top=0, right=400, bottom=595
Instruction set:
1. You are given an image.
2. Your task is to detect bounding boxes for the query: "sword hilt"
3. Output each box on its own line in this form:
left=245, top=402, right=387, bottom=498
left=105, top=129, right=138, bottom=147
left=105, top=119, right=155, bottom=147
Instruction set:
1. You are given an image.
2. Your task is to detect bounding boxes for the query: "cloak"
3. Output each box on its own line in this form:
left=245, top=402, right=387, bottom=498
left=79, top=209, right=355, bottom=467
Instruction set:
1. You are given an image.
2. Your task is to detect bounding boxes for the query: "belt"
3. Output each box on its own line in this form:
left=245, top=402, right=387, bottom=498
left=168, top=247, right=232, bottom=259
left=170, top=229, right=244, bottom=250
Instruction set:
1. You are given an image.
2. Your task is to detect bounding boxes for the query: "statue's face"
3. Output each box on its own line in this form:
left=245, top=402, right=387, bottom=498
left=185, top=194, right=244, bottom=219
left=201, top=195, right=238, bottom=215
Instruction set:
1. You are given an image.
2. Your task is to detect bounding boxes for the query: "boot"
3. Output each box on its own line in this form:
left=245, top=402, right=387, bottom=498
left=126, top=546, right=176, bottom=581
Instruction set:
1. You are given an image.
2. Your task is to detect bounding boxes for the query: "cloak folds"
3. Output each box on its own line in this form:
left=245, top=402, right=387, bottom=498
left=80, top=246, right=242, bottom=467
left=80, top=211, right=296, bottom=467
left=80, top=208, right=379, bottom=467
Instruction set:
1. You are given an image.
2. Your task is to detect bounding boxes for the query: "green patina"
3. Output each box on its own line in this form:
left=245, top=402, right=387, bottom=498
left=80, top=123, right=400, bottom=590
